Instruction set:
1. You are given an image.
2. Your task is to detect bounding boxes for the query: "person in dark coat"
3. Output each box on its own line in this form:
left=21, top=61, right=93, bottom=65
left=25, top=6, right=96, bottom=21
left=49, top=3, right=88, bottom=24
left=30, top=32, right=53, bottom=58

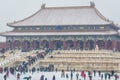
left=17, top=73, right=20, bottom=80
left=40, top=75, right=44, bottom=80
left=98, top=71, right=101, bottom=77
left=4, top=74, right=7, bottom=80
left=29, top=76, right=32, bottom=80
left=52, top=75, right=55, bottom=80
left=104, top=73, right=107, bottom=80
left=45, top=78, right=47, bottom=80
left=108, top=73, right=111, bottom=80
left=101, top=74, right=103, bottom=80
left=37, top=68, right=39, bottom=73
left=23, top=77, right=29, bottom=80
left=66, top=73, right=69, bottom=78
left=76, top=72, right=79, bottom=80
left=111, top=70, right=114, bottom=76
left=70, top=72, right=73, bottom=80
left=93, top=70, right=96, bottom=76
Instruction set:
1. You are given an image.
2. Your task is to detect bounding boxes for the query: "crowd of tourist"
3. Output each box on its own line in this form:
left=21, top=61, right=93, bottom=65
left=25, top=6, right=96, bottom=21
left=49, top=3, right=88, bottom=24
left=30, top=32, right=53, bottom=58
left=1, top=68, right=120, bottom=80
left=0, top=49, right=120, bottom=80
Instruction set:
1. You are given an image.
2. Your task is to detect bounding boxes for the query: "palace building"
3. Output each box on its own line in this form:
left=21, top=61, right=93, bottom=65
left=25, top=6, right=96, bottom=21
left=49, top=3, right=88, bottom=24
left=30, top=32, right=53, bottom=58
left=1, top=3, right=120, bottom=71
left=1, top=3, right=120, bottom=52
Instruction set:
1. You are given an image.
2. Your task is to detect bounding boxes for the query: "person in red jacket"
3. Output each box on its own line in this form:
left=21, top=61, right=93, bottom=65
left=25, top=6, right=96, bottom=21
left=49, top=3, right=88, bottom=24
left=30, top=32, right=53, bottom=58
left=83, top=73, right=86, bottom=80
left=81, top=71, right=85, bottom=78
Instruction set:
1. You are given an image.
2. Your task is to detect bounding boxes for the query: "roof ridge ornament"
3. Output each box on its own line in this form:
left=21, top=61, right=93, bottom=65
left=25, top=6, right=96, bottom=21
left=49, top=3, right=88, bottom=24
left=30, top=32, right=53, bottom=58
left=41, top=3, right=46, bottom=9
left=90, top=1, right=95, bottom=7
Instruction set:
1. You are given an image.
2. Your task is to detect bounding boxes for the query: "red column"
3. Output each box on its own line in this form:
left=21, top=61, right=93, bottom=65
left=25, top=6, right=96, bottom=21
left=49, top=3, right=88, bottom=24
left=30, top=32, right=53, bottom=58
left=118, top=41, right=120, bottom=51
left=21, top=41, right=23, bottom=50
left=13, top=41, right=15, bottom=49
left=73, top=41, right=77, bottom=49
left=105, top=41, right=107, bottom=50
left=76, top=41, right=79, bottom=49
left=6, top=41, right=10, bottom=50
left=84, top=41, right=87, bottom=50
left=49, top=41, right=52, bottom=49
left=19, top=41, right=22, bottom=49
left=116, top=41, right=119, bottom=51
left=21, top=41, right=25, bottom=50
left=30, top=41, right=34, bottom=50
left=94, top=41, right=96, bottom=49
left=63, top=41, right=67, bottom=50
left=11, top=41, right=14, bottom=50
left=39, top=41, right=41, bottom=49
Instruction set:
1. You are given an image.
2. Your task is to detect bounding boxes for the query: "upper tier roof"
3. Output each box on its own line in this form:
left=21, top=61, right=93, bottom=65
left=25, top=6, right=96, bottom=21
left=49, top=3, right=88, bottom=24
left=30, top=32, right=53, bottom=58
left=7, top=4, right=112, bottom=27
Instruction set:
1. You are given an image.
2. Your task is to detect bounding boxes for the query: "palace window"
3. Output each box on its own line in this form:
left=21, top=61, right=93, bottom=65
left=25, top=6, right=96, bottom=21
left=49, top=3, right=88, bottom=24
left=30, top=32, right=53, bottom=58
left=70, top=27, right=74, bottom=30
left=80, top=27, right=84, bottom=29
left=89, top=26, right=95, bottom=29
left=100, top=26, right=104, bottom=29
left=36, top=27, right=40, bottom=30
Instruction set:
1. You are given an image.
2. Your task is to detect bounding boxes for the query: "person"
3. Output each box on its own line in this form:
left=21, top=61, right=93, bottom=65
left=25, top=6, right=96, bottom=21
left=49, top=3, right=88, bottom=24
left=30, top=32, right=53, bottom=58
left=81, top=71, right=85, bottom=78
left=66, top=73, right=69, bottom=78
left=0, top=67, right=3, bottom=73
left=108, top=73, right=111, bottom=80
left=6, top=70, right=9, bottom=78
left=17, top=73, right=20, bottom=80
left=4, top=74, right=7, bottom=80
left=83, top=73, right=86, bottom=80
left=115, top=74, right=119, bottom=80
left=45, top=78, right=47, bottom=80
left=23, top=77, right=29, bottom=80
left=29, top=76, right=32, bottom=80
left=70, top=71, right=73, bottom=80
left=101, top=74, right=103, bottom=80
left=98, top=71, right=101, bottom=77
left=61, top=69, right=65, bottom=78
left=104, top=73, right=107, bottom=80
left=55, top=68, right=57, bottom=72
left=111, top=70, right=114, bottom=76
left=89, top=71, right=92, bottom=80
left=88, top=71, right=90, bottom=76
left=40, top=75, right=44, bottom=80
left=73, top=68, right=75, bottom=72
left=37, top=68, right=39, bottom=73
left=76, top=72, right=79, bottom=80
left=52, top=75, right=55, bottom=80
left=93, top=70, right=96, bottom=76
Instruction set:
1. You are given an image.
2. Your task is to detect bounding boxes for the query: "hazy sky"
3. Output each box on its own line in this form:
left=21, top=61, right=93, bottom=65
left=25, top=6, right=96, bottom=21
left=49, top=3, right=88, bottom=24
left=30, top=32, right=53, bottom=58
left=0, top=0, right=120, bottom=42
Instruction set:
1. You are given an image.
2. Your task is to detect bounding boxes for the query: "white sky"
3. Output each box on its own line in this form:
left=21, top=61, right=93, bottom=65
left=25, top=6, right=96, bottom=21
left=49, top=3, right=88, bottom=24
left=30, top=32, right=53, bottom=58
left=0, top=0, right=120, bottom=42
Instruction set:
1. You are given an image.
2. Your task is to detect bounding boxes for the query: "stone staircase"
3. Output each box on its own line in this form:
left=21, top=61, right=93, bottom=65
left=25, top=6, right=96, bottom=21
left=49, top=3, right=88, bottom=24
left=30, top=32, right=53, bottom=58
left=31, top=50, right=120, bottom=72
left=0, top=50, right=44, bottom=67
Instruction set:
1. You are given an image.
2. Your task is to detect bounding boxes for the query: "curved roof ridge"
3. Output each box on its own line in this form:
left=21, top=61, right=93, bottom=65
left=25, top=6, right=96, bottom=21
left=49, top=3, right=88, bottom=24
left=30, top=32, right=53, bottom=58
left=7, top=8, right=43, bottom=27
left=94, top=7, right=112, bottom=23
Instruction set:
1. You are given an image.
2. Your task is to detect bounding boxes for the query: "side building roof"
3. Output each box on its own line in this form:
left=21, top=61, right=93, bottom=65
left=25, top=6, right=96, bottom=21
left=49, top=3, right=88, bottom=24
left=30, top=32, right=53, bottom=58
left=7, top=4, right=112, bottom=27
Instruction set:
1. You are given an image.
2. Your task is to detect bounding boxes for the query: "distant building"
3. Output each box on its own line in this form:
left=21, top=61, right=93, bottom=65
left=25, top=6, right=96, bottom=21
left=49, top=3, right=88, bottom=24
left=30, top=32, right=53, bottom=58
left=1, top=3, right=120, bottom=51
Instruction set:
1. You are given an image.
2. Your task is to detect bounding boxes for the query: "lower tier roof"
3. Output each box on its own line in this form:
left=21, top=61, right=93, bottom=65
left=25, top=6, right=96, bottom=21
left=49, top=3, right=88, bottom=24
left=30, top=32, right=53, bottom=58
left=1, top=31, right=117, bottom=36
